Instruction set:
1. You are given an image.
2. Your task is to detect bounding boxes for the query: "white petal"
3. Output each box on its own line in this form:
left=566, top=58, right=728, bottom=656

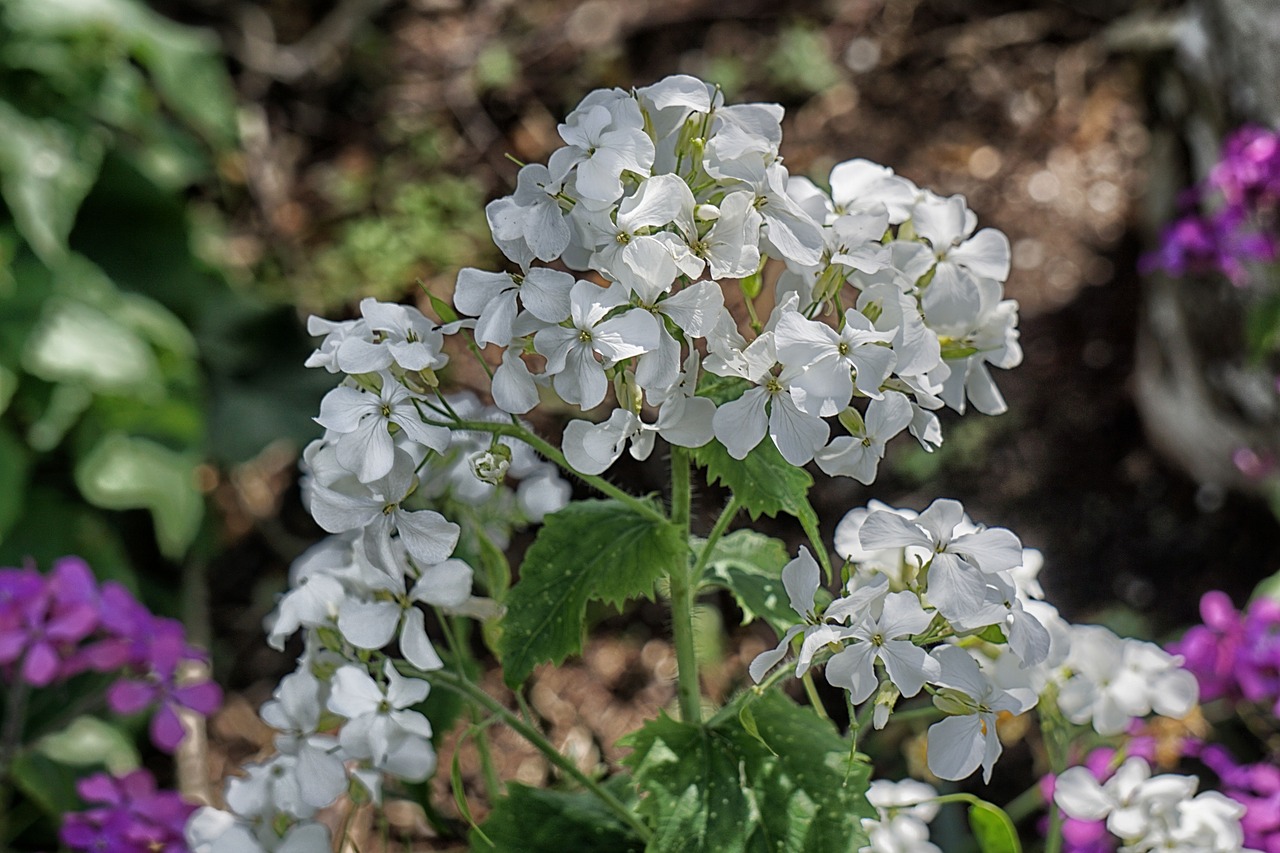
left=337, top=599, right=400, bottom=650
left=926, top=714, right=985, bottom=781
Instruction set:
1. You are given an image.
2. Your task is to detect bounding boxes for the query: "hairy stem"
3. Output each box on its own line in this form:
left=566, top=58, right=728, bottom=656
left=420, top=669, right=651, bottom=842
left=667, top=448, right=702, bottom=724
left=689, top=495, right=742, bottom=582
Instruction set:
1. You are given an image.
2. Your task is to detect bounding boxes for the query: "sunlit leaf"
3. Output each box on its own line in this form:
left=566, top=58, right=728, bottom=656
left=74, top=431, right=203, bottom=558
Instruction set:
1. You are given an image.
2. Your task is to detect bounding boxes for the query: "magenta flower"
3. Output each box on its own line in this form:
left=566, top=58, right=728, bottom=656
left=105, top=616, right=222, bottom=752
left=0, top=558, right=100, bottom=686
left=1171, top=590, right=1280, bottom=716
left=1202, top=744, right=1280, bottom=852
left=60, top=769, right=196, bottom=853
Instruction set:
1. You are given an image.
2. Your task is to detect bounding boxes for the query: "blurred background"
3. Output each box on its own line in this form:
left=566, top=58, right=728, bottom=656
left=2, top=0, right=1279, bottom=845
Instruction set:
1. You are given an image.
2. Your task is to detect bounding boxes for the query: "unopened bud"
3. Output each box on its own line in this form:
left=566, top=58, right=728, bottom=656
left=872, top=681, right=901, bottom=730
left=932, top=687, right=980, bottom=717
left=470, top=445, right=511, bottom=485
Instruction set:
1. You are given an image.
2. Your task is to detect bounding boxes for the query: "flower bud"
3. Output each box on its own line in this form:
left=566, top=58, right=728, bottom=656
left=932, top=687, right=980, bottom=717
left=469, top=445, right=512, bottom=485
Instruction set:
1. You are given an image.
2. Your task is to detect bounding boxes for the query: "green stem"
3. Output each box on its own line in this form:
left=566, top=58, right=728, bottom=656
left=1003, top=781, right=1046, bottom=824
left=801, top=673, right=829, bottom=720
left=0, top=678, right=31, bottom=845
left=668, top=448, right=702, bottom=724
left=420, top=669, right=652, bottom=843
left=442, top=420, right=666, bottom=524
left=689, top=496, right=742, bottom=582
left=851, top=699, right=875, bottom=749
left=438, top=615, right=502, bottom=802
left=884, top=703, right=943, bottom=726
left=1045, top=802, right=1064, bottom=853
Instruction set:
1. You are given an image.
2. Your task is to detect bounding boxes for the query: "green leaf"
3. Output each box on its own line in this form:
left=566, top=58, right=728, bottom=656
left=37, top=715, right=140, bottom=775
left=968, top=798, right=1022, bottom=853
left=7, top=0, right=238, bottom=149
left=0, top=102, right=104, bottom=264
left=691, top=428, right=816, bottom=523
left=74, top=431, right=203, bottom=558
left=10, top=751, right=83, bottom=818
left=622, top=692, right=874, bottom=853
left=497, top=499, right=682, bottom=688
left=473, top=781, right=644, bottom=852
left=698, top=530, right=830, bottom=634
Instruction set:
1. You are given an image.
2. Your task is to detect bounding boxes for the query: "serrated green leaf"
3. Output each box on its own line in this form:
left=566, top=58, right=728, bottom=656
left=698, top=530, right=831, bottom=634
left=473, top=781, right=644, bottom=852
left=692, top=436, right=816, bottom=522
left=623, top=693, right=874, bottom=853
left=497, top=499, right=682, bottom=688
left=74, top=431, right=203, bottom=558
left=968, top=798, right=1021, bottom=853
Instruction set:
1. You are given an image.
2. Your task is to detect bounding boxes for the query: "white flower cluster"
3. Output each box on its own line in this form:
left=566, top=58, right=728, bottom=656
left=752, top=498, right=1199, bottom=786
left=1055, top=757, right=1260, bottom=852
left=466, top=74, right=1020, bottom=484
left=859, top=779, right=944, bottom=853
left=187, top=300, right=570, bottom=851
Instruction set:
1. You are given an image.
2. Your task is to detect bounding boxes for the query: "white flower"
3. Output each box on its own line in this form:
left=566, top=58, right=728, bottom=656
left=485, top=163, right=572, bottom=262
left=911, top=192, right=1011, bottom=329
left=314, top=373, right=449, bottom=483
left=815, top=391, right=913, bottom=484
left=748, top=547, right=855, bottom=682
left=547, top=99, right=654, bottom=204
left=333, top=298, right=450, bottom=375
left=828, top=159, right=919, bottom=224
left=308, top=449, right=461, bottom=574
left=259, top=670, right=348, bottom=809
left=859, top=498, right=1022, bottom=624
left=336, top=558, right=471, bottom=671
left=824, top=590, right=940, bottom=703
left=1056, top=626, right=1198, bottom=736
left=453, top=265, right=574, bottom=348
left=328, top=662, right=436, bottom=783
left=534, top=280, right=659, bottom=409
left=775, top=308, right=897, bottom=416
left=925, top=645, right=1035, bottom=782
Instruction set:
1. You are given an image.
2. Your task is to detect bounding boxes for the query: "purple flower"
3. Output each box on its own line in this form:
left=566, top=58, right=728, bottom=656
left=1169, top=590, right=1246, bottom=703
left=1202, top=744, right=1280, bottom=851
left=0, top=558, right=100, bottom=686
left=60, top=769, right=196, bottom=853
left=106, top=616, right=222, bottom=752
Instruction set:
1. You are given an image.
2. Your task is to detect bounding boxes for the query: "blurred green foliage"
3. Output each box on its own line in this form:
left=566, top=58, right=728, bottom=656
left=0, top=0, right=327, bottom=582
